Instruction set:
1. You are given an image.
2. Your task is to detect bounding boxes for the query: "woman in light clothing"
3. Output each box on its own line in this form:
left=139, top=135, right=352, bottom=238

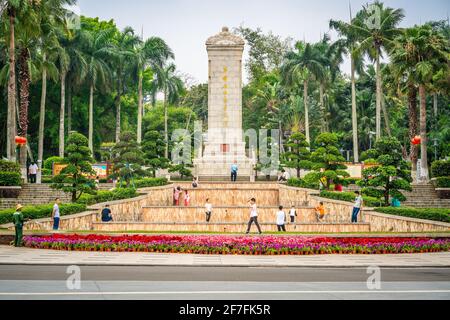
left=246, top=198, right=262, bottom=234
left=205, top=198, right=212, bottom=222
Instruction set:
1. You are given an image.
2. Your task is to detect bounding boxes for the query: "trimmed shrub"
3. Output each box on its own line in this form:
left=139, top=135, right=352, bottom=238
left=320, top=191, right=383, bottom=207
left=287, top=178, right=319, bottom=190
left=44, top=156, right=64, bottom=171
left=134, top=177, right=168, bottom=188
left=431, top=160, right=450, bottom=178
left=375, top=207, right=450, bottom=223
left=76, top=188, right=139, bottom=206
left=42, top=168, right=52, bottom=176
left=0, top=203, right=87, bottom=225
left=0, top=172, right=22, bottom=186
left=435, top=177, right=450, bottom=188
left=344, top=177, right=361, bottom=185
left=0, top=160, right=20, bottom=173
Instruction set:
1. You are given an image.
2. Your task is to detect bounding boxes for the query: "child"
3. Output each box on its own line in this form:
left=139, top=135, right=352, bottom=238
left=173, top=186, right=181, bottom=206
left=315, top=202, right=326, bottom=222
left=192, top=177, right=199, bottom=188
left=184, top=190, right=190, bottom=206
left=276, top=206, right=286, bottom=232
left=205, top=198, right=212, bottom=222
left=289, top=206, right=297, bottom=223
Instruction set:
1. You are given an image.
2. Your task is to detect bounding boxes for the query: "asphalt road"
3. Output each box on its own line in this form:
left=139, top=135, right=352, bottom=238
left=0, top=265, right=449, bottom=300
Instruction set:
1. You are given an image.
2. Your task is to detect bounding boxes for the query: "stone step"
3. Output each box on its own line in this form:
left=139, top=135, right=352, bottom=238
left=92, top=222, right=371, bottom=233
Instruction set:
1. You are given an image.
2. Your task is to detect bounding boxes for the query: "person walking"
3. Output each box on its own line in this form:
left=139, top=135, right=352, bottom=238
left=246, top=198, right=262, bottom=234
left=52, top=198, right=61, bottom=231
left=184, top=190, right=191, bottom=206
left=289, top=206, right=297, bottom=223
left=28, top=162, right=38, bottom=183
left=101, top=204, right=113, bottom=222
left=231, top=161, right=238, bottom=182
left=12, top=204, right=25, bottom=247
left=276, top=206, right=286, bottom=232
left=205, top=198, right=212, bottom=222
left=351, top=191, right=363, bottom=223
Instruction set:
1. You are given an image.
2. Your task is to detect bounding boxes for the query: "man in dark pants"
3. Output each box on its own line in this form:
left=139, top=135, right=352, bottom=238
left=246, top=198, right=262, bottom=234
left=13, top=204, right=24, bottom=247
left=231, top=161, right=238, bottom=182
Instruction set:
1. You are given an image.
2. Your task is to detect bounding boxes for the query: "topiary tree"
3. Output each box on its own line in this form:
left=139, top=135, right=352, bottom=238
left=51, top=133, right=96, bottom=202
left=358, top=137, right=412, bottom=206
left=310, top=133, right=349, bottom=190
left=282, top=132, right=311, bottom=178
left=111, top=131, right=146, bottom=187
left=169, top=163, right=193, bottom=180
left=142, top=130, right=170, bottom=177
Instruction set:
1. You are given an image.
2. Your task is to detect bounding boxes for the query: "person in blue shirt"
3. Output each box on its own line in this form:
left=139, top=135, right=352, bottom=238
left=101, top=204, right=113, bottom=222
left=231, top=161, right=238, bottom=182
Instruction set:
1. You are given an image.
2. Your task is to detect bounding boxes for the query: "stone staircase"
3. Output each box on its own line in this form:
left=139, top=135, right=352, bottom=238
left=0, top=184, right=71, bottom=210
left=402, top=184, right=450, bottom=209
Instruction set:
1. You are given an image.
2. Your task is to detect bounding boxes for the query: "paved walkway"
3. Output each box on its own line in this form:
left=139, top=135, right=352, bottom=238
left=1, top=246, right=449, bottom=267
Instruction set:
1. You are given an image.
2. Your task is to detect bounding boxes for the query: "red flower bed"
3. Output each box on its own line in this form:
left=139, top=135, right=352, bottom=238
left=22, top=234, right=450, bottom=255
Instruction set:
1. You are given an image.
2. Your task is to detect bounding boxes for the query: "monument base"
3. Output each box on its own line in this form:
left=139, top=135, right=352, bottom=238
left=193, top=157, right=254, bottom=179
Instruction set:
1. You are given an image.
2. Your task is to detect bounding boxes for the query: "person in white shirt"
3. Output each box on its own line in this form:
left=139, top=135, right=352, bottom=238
left=205, top=198, right=212, bottom=222
left=28, top=162, right=38, bottom=183
left=289, top=206, right=297, bottom=223
left=276, top=206, right=286, bottom=232
left=52, top=198, right=61, bottom=231
left=351, top=191, right=363, bottom=223
left=246, top=198, right=262, bottom=234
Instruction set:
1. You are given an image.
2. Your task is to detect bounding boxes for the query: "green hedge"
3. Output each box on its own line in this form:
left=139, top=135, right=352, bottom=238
left=0, top=160, right=20, bottom=173
left=436, top=177, right=450, bottom=188
left=320, top=191, right=383, bottom=207
left=76, top=188, right=139, bottom=206
left=431, top=160, right=450, bottom=178
left=375, top=207, right=450, bottom=223
left=287, top=178, right=319, bottom=190
left=0, top=172, right=22, bottom=186
left=44, top=156, right=64, bottom=171
left=0, top=203, right=87, bottom=225
left=134, top=177, right=168, bottom=188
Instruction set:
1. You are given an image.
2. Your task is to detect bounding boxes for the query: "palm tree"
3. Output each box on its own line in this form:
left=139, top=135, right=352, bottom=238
left=352, top=1, right=404, bottom=139
left=151, top=63, right=184, bottom=158
left=390, top=25, right=449, bottom=182
left=281, top=41, right=325, bottom=144
left=84, top=27, right=114, bottom=152
left=133, top=36, right=173, bottom=143
left=330, top=16, right=364, bottom=163
left=112, top=27, right=140, bottom=143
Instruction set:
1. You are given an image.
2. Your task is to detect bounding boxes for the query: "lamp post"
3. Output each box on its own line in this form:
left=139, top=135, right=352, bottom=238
left=433, top=138, right=438, bottom=161
left=368, top=131, right=376, bottom=149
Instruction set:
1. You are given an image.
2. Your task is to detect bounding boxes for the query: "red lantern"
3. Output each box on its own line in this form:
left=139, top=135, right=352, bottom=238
left=411, top=135, right=421, bottom=145
left=15, top=136, right=27, bottom=146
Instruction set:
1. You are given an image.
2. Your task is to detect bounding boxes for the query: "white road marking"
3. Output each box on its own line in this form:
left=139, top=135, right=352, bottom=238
left=0, top=290, right=449, bottom=295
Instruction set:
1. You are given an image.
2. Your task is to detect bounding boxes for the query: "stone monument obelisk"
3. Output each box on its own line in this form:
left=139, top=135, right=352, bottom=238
left=193, top=27, right=254, bottom=179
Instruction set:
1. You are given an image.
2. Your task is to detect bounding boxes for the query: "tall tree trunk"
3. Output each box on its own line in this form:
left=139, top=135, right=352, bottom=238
left=59, top=71, right=66, bottom=157
left=115, top=78, right=122, bottom=143
left=351, top=58, right=359, bottom=163
left=381, top=93, right=392, bottom=137
left=137, top=71, right=143, bottom=144
left=6, top=9, right=17, bottom=161
left=164, top=90, right=169, bottom=158
left=319, top=82, right=326, bottom=133
left=18, top=48, right=30, bottom=179
left=37, top=55, right=47, bottom=184
left=419, top=84, right=429, bottom=182
left=433, top=93, right=438, bottom=119
left=303, top=80, right=310, bottom=145
left=67, top=80, right=72, bottom=133
left=408, top=84, right=418, bottom=172
left=88, top=84, right=94, bottom=153
left=375, top=51, right=382, bottom=140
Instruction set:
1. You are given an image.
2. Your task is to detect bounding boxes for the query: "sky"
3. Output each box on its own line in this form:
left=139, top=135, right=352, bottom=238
left=76, top=0, right=449, bottom=84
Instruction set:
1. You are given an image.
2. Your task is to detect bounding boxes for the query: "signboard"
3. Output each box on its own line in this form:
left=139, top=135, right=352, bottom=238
left=92, top=164, right=108, bottom=179
left=53, top=163, right=68, bottom=176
